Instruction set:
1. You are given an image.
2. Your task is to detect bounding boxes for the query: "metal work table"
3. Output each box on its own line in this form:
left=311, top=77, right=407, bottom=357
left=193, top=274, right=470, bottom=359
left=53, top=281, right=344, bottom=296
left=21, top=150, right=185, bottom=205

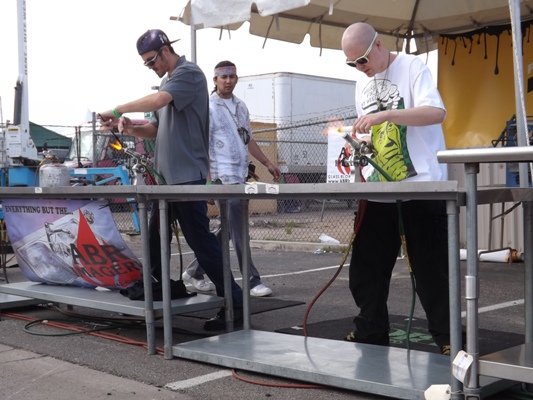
left=0, top=281, right=222, bottom=317
left=0, top=179, right=522, bottom=398
left=438, top=146, right=533, bottom=399
left=0, top=185, right=225, bottom=354
left=135, top=181, right=462, bottom=354
left=0, top=293, right=42, bottom=311
left=151, top=180, right=467, bottom=400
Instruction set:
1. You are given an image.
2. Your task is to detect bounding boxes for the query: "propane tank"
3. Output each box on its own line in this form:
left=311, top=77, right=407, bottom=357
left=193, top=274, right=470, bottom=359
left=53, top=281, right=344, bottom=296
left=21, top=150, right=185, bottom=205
left=39, top=162, right=71, bottom=187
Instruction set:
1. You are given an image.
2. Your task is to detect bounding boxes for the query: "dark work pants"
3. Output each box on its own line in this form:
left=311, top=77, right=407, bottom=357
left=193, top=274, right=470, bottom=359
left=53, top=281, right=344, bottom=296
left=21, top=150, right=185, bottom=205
left=348, top=200, right=450, bottom=347
left=185, top=198, right=263, bottom=288
left=148, top=181, right=243, bottom=307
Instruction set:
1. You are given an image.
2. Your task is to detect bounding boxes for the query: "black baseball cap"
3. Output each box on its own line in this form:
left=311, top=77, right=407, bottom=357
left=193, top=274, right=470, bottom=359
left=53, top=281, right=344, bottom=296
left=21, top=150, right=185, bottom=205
left=136, top=29, right=180, bottom=55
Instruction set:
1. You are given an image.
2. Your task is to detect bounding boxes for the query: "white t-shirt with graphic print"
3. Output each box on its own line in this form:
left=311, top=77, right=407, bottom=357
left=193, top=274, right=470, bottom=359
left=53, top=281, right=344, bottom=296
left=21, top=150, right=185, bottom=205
left=355, top=52, right=448, bottom=183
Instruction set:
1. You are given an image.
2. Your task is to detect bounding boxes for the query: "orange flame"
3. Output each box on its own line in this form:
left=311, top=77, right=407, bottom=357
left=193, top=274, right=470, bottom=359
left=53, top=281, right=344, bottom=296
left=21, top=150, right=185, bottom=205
left=109, top=141, right=123, bottom=151
left=323, top=119, right=351, bottom=136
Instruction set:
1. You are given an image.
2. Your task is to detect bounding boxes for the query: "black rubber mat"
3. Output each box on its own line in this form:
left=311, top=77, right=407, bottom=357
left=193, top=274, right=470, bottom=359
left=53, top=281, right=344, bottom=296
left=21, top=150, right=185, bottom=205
left=276, top=314, right=525, bottom=356
left=180, top=297, right=306, bottom=319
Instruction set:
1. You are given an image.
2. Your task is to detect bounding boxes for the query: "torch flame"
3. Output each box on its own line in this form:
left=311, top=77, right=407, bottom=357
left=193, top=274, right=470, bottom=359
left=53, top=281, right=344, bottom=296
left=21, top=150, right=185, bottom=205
left=336, top=126, right=353, bottom=133
left=109, top=141, right=123, bottom=151
left=325, top=125, right=353, bottom=135
left=324, top=119, right=353, bottom=136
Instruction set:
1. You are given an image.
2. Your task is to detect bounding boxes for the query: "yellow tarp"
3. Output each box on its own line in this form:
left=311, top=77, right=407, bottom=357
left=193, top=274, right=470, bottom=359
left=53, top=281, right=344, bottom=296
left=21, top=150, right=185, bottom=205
left=438, top=29, right=533, bottom=148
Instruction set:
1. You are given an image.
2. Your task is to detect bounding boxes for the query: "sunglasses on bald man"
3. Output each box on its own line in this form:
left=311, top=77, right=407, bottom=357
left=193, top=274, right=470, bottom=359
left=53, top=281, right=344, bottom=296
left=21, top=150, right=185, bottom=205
left=346, top=32, right=378, bottom=67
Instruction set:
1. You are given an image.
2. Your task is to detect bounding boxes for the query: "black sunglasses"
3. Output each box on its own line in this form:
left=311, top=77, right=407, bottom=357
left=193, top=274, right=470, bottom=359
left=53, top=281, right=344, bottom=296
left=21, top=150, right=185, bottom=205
left=346, top=32, right=378, bottom=67
left=144, top=47, right=164, bottom=67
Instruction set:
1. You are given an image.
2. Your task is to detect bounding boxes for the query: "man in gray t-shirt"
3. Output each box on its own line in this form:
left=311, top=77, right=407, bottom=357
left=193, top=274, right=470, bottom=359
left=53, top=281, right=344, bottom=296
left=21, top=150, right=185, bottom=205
left=99, top=29, right=243, bottom=331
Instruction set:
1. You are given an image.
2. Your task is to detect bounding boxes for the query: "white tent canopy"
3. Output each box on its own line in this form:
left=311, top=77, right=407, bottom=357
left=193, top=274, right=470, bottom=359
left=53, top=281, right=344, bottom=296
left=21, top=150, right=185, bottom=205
left=177, top=0, right=533, bottom=186
left=179, top=0, right=533, bottom=54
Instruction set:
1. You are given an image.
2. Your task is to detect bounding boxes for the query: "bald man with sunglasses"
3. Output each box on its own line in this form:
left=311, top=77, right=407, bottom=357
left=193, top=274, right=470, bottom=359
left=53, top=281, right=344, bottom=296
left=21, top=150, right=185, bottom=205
left=340, top=23, right=455, bottom=355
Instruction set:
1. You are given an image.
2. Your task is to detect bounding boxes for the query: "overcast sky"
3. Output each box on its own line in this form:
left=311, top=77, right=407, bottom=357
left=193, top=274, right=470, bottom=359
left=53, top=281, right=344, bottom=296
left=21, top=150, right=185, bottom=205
left=0, top=0, right=436, bottom=135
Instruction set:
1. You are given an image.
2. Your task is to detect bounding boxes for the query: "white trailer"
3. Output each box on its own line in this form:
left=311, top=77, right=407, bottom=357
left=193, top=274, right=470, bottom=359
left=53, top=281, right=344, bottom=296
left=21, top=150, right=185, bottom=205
left=233, top=72, right=355, bottom=180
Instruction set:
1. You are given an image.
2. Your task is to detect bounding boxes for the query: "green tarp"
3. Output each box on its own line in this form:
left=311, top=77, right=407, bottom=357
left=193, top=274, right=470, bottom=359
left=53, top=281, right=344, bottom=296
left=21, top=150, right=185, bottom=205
left=29, top=122, right=71, bottom=150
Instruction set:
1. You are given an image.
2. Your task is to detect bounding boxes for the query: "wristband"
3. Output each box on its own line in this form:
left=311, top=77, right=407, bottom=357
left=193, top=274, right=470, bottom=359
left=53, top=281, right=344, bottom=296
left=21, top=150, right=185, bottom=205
left=112, top=108, right=122, bottom=118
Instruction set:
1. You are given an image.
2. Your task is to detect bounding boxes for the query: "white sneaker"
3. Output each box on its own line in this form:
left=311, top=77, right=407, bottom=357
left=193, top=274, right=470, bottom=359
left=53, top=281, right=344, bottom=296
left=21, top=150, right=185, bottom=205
left=182, top=272, right=215, bottom=292
left=250, top=283, right=273, bottom=297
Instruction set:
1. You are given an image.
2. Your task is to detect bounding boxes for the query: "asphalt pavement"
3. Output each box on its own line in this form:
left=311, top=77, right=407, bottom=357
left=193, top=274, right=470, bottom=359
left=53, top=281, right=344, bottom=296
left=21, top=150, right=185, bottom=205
left=0, top=235, right=530, bottom=400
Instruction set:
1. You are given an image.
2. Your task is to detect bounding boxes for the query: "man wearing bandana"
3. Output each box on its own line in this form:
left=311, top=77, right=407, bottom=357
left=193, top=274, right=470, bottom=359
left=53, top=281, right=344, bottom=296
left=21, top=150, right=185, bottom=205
left=98, top=29, right=243, bottom=331
left=183, top=61, right=281, bottom=298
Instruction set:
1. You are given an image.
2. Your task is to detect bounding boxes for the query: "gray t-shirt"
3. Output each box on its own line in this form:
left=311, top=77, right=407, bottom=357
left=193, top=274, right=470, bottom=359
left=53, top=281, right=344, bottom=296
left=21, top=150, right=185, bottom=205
left=149, top=56, right=210, bottom=184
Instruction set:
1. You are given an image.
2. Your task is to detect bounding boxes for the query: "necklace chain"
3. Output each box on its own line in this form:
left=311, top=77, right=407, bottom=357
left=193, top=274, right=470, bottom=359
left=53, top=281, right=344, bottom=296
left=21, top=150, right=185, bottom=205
left=374, top=51, right=391, bottom=109
left=219, top=95, right=240, bottom=128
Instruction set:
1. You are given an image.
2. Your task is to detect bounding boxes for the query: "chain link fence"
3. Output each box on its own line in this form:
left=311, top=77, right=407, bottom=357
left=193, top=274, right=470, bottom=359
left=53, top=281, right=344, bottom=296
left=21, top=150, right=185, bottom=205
left=240, top=112, right=358, bottom=245
left=85, top=114, right=359, bottom=246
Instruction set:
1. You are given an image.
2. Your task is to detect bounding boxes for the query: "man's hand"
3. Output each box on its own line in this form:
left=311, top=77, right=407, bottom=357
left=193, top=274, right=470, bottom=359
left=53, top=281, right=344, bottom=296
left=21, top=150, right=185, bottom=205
left=118, top=117, right=133, bottom=135
left=353, top=113, right=386, bottom=134
left=97, top=111, right=119, bottom=128
left=265, top=161, right=281, bottom=182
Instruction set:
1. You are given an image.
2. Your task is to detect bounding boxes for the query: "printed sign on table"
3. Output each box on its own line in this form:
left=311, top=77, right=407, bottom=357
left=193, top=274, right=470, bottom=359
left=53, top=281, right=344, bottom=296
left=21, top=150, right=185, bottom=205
left=327, top=132, right=354, bottom=183
left=3, top=199, right=142, bottom=289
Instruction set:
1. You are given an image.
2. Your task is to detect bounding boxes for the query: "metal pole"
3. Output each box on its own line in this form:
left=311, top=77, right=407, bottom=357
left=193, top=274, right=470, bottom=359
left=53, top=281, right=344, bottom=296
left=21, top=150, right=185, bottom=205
left=16, top=0, right=29, bottom=132
left=447, top=199, right=463, bottom=399
left=92, top=112, right=97, bottom=167
left=190, top=7, right=197, bottom=63
left=241, top=199, right=251, bottom=329
left=138, top=200, right=156, bottom=354
left=508, top=0, right=532, bottom=188
left=159, top=200, right=173, bottom=359
left=524, top=201, right=533, bottom=343
left=219, top=200, right=234, bottom=331
left=464, top=162, right=481, bottom=397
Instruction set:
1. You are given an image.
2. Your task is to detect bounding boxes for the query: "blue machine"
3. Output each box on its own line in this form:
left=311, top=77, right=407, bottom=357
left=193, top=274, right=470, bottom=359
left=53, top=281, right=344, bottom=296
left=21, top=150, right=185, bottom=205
left=7, top=167, right=38, bottom=187
left=69, top=166, right=140, bottom=232
left=492, top=115, right=533, bottom=187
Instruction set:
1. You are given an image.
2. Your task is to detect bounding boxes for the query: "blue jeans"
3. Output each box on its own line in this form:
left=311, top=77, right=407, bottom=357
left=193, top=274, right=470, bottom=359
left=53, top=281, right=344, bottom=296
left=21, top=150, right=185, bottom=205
left=148, top=180, right=243, bottom=307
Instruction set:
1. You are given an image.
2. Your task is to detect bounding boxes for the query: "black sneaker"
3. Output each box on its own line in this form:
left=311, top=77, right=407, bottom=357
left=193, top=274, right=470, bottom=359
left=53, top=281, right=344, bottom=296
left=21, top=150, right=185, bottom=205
left=119, top=279, right=196, bottom=301
left=344, top=330, right=390, bottom=346
left=204, top=307, right=243, bottom=331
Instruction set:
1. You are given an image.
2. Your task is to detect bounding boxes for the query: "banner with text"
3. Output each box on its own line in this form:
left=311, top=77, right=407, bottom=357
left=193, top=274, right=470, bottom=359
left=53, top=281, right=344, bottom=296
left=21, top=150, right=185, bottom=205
left=3, top=199, right=142, bottom=289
